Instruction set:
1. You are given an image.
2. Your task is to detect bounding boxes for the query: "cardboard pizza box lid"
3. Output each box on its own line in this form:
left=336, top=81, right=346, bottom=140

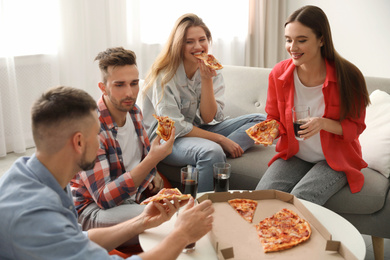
left=197, top=190, right=358, bottom=260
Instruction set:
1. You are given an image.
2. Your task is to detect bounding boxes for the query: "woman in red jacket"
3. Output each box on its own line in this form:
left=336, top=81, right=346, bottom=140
left=255, top=5, right=370, bottom=205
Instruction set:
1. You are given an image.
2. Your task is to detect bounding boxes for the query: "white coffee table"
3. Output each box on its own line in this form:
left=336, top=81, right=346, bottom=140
left=139, top=196, right=366, bottom=260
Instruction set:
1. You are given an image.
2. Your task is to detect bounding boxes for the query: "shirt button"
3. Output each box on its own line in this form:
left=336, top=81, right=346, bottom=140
left=69, top=205, right=73, bottom=210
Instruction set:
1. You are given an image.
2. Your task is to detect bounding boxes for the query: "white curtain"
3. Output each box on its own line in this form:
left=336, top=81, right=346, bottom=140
left=0, top=0, right=286, bottom=157
left=246, top=0, right=288, bottom=68
left=126, top=0, right=250, bottom=78
left=0, top=0, right=62, bottom=156
left=57, top=0, right=129, bottom=100
left=0, top=0, right=128, bottom=156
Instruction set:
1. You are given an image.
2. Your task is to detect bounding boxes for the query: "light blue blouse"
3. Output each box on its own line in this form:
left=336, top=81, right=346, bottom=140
left=142, top=62, right=225, bottom=140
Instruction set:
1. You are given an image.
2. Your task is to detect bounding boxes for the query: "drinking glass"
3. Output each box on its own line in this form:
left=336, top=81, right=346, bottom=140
left=292, top=106, right=310, bottom=141
left=180, top=165, right=199, bottom=253
left=213, top=162, right=231, bottom=192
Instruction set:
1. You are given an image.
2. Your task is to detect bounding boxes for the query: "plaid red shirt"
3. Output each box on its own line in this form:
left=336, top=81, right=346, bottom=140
left=71, top=96, right=156, bottom=213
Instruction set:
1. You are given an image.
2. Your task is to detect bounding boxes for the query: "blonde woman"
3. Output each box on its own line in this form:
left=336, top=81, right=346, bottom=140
left=142, top=13, right=265, bottom=192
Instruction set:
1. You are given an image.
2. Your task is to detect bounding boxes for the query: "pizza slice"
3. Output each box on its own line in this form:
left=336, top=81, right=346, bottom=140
left=153, top=114, right=175, bottom=141
left=245, top=119, right=279, bottom=145
left=140, top=188, right=191, bottom=205
left=255, top=208, right=311, bottom=253
left=194, top=53, right=223, bottom=70
left=228, top=198, right=258, bottom=223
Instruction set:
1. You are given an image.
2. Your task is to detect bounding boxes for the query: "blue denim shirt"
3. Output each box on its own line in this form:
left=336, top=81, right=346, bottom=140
left=0, top=154, right=141, bottom=260
left=142, top=62, right=225, bottom=140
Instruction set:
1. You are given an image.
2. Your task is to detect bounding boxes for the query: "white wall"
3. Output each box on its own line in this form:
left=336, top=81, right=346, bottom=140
left=286, top=0, right=390, bottom=78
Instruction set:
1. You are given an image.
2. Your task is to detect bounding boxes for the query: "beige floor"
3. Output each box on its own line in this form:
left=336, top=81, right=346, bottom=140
left=0, top=148, right=389, bottom=259
left=0, top=148, right=35, bottom=177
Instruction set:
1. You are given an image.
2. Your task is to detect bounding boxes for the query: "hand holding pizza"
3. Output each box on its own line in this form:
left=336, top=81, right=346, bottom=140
left=149, top=126, right=175, bottom=162
left=140, top=197, right=182, bottom=230
left=198, top=59, right=217, bottom=79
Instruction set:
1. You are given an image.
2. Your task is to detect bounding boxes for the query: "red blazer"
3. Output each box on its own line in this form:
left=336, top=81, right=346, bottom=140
left=266, top=59, right=367, bottom=193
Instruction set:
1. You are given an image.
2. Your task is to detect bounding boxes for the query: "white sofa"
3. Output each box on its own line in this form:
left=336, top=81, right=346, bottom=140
left=155, top=65, right=390, bottom=259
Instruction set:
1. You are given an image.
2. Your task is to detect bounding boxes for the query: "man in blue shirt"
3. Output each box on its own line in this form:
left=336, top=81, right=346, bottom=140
left=0, top=86, right=214, bottom=260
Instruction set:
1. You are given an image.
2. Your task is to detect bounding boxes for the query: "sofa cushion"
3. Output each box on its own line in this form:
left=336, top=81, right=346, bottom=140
left=227, top=145, right=277, bottom=190
left=359, top=89, right=390, bottom=178
left=324, top=167, right=390, bottom=214
left=221, top=66, right=271, bottom=117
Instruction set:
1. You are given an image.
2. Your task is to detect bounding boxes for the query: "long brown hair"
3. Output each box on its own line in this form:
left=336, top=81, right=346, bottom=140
left=143, top=13, right=212, bottom=94
left=286, top=5, right=370, bottom=120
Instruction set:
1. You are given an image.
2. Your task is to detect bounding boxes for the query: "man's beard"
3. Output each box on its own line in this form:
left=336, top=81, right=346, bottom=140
left=108, top=93, right=136, bottom=112
left=79, top=154, right=97, bottom=171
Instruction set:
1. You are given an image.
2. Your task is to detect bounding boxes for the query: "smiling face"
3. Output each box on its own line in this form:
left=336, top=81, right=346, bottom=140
left=99, top=64, right=139, bottom=114
left=183, top=26, right=209, bottom=67
left=285, top=21, right=323, bottom=69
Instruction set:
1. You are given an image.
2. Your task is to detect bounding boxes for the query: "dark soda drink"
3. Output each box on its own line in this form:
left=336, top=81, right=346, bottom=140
left=184, top=242, right=196, bottom=251
left=180, top=179, right=198, bottom=252
left=181, top=179, right=198, bottom=198
left=293, top=120, right=307, bottom=139
left=214, top=173, right=229, bottom=192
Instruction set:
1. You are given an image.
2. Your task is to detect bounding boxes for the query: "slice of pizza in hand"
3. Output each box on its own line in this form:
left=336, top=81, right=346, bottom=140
left=245, top=119, right=279, bottom=145
left=153, top=114, right=175, bottom=141
left=140, top=188, right=191, bottom=205
left=255, top=208, right=311, bottom=253
left=194, top=53, right=223, bottom=70
left=228, top=198, right=258, bottom=223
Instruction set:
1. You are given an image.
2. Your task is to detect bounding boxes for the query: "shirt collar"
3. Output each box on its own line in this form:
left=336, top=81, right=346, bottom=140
left=26, top=154, right=76, bottom=215
left=278, top=58, right=337, bottom=87
left=176, top=62, right=188, bottom=87
left=176, top=62, right=201, bottom=87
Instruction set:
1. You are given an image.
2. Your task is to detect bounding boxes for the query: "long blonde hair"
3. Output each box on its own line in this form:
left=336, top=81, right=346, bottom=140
left=286, top=5, right=370, bottom=120
left=143, top=13, right=212, bottom=94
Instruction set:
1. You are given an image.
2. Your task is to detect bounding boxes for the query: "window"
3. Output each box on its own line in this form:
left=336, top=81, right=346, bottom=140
left=128, top=0, right=249, bottom=44
left=0, top=0, right=60, bottom=57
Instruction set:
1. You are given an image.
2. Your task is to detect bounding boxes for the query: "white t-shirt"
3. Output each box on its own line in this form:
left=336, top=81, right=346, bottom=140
left=116, top=113, right=143, bottom=172
left=293, top=68, right=326, bottom=163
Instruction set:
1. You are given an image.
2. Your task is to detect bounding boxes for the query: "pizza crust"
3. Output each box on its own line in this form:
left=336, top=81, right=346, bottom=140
left=140, top=188, right=191, bottom=205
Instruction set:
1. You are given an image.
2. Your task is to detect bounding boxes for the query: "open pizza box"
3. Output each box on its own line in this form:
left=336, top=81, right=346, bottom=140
left=197, top=190, right=358, bottom=260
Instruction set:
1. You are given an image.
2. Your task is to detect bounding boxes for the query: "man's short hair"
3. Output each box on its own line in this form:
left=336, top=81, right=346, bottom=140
left=31, top=86, right=97, bottom=153
left=95, top=47, right=137, bottom=84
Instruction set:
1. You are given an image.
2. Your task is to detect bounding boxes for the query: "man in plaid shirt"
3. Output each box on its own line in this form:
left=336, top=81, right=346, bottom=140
left=71, top=47, right=175, bottom=238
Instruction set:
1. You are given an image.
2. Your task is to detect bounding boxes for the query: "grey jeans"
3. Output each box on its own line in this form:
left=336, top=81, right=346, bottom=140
left=255, top=156, right=347, bottom=205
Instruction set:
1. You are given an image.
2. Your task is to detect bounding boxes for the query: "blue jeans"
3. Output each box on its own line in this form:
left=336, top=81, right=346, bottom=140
left=163, top=113, right=266, bottom=192
left=255, top=156, right=347, bottom=205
